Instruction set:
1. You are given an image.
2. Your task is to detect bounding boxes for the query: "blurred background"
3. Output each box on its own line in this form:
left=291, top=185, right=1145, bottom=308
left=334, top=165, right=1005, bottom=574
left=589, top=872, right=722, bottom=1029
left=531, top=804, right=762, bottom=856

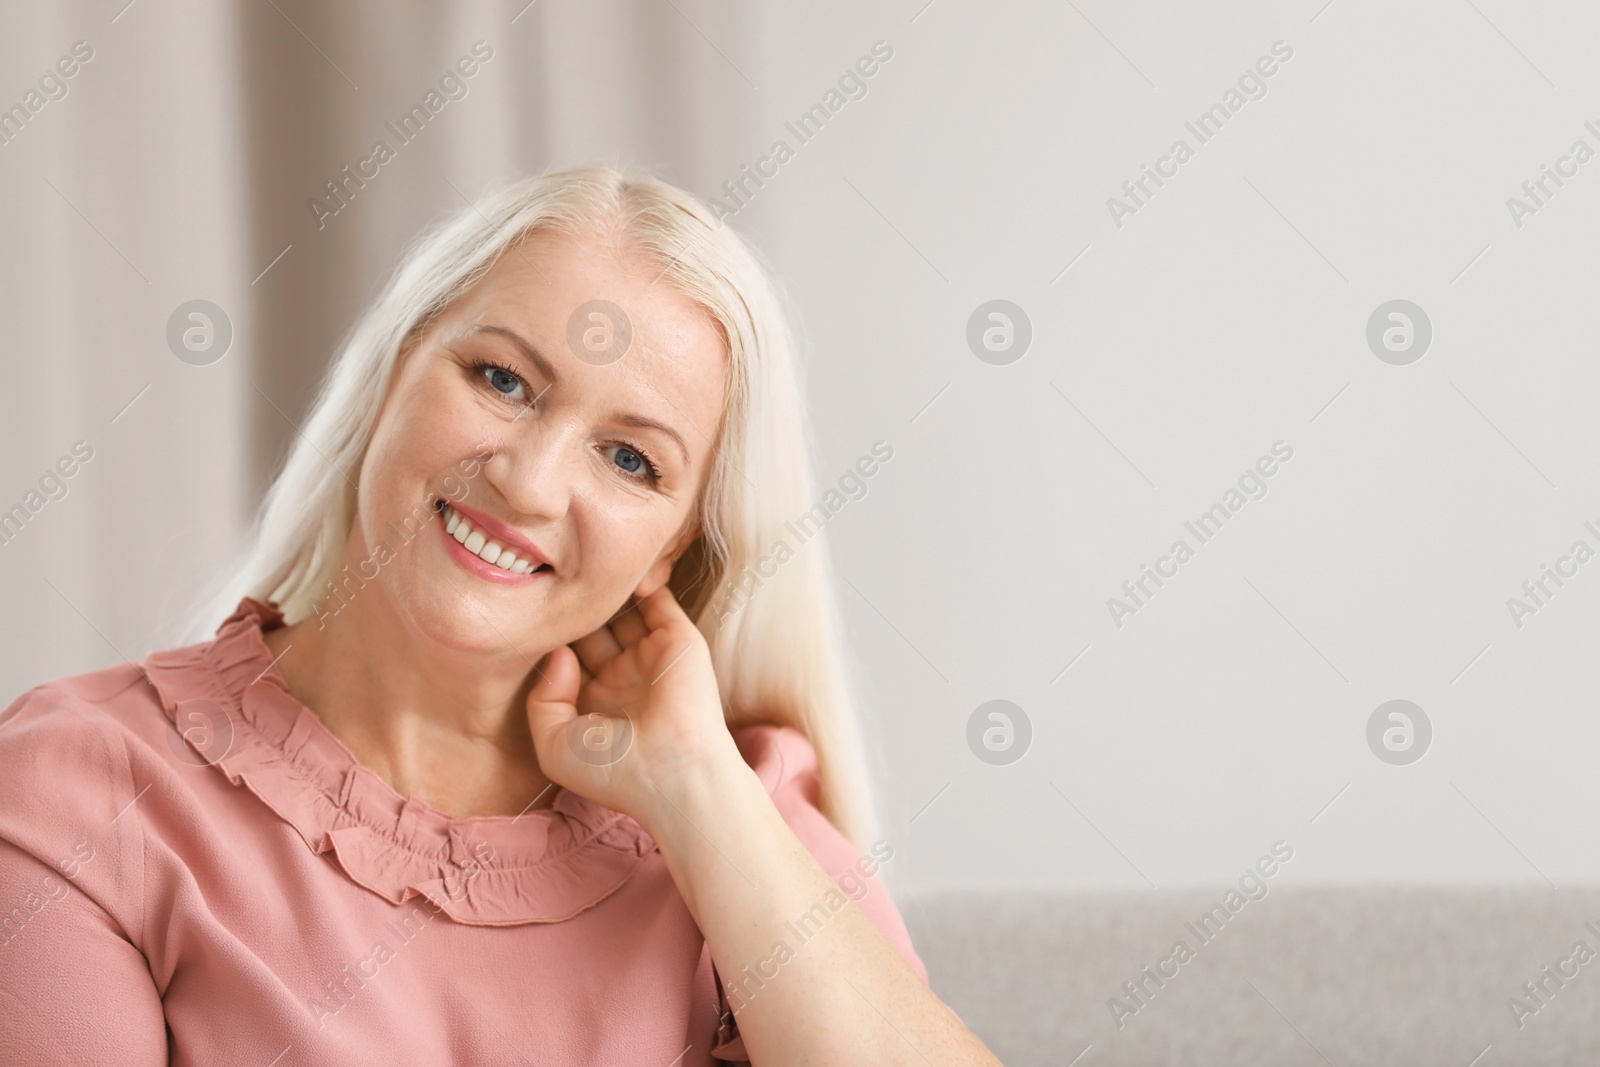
left=4, top=1, right=1599, bottom=1062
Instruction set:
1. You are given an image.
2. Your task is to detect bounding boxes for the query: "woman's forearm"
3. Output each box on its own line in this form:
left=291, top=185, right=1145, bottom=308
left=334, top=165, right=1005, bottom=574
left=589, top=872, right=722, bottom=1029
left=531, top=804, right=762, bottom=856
left=639, top=752, right=1001, bottom=1066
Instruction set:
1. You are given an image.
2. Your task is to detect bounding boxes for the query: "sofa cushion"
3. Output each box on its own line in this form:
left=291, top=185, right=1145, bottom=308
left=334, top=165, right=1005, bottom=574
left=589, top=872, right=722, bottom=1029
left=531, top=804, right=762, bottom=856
left=902, top=887, right=1600, bottom=1066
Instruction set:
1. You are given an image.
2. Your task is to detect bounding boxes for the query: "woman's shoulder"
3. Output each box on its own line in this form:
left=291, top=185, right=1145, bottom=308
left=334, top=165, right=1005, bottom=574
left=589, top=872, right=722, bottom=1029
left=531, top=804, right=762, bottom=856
left=727, top=722, right=849, bottom=867
left=0, top=661, right=174, bottom=943
left=0, top=633, right=244, bottom=855
left=728, top=720, right=819, bottom=797
left=0, top=654, right=208, bottom=854
left=725, top=722, right=856, bottom=861
left=0, top=661, right=164, bottom=788
left=0, top=599, right=283, bottom=793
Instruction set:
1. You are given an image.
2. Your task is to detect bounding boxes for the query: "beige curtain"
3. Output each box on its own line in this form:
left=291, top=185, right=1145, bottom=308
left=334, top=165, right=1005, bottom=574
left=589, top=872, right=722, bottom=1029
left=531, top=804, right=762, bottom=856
left=0, top=0, right=751, bottom=695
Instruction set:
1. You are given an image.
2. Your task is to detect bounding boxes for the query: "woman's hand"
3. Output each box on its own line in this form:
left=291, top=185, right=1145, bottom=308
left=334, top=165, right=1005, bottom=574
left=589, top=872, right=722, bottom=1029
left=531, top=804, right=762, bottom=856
left=524, top=585, right=744, bottom=829
left=529, top=586, right=1005, bottom=1065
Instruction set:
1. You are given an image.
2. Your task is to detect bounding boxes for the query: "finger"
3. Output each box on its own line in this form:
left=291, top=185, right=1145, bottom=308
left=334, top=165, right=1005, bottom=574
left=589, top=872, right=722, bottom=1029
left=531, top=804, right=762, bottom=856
left=634, top=584, right=693, bottom=636
left=571, top=625, right=624, bottom=675
left=606, top=598, right=651, bottom=649
left=525, top=646, right=580, bottom=745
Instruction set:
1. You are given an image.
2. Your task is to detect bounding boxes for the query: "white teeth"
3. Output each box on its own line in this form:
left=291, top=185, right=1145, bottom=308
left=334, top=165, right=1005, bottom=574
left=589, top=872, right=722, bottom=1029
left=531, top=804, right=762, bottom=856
left=441, top=504, right=546, bottom=574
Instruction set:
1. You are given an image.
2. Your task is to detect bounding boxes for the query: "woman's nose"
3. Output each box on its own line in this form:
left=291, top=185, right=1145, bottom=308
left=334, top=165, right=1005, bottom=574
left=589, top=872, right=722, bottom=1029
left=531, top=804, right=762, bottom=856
left=481, top=423, right=581, bottom=520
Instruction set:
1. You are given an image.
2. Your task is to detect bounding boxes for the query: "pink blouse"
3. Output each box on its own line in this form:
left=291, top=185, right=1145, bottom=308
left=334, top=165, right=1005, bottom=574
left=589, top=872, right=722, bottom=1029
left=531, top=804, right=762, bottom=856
left=0, top=597, right=926, bottom=1064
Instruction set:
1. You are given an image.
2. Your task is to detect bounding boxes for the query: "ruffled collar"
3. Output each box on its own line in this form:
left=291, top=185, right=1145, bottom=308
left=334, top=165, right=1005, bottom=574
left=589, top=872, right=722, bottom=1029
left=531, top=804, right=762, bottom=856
left=138, top=597, right=656, bottom=926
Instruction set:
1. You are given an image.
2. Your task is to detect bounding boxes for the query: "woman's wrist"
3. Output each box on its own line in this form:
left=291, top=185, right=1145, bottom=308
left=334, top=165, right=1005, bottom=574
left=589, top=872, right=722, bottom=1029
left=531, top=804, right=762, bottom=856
left=635, top=730, right=762, bottom=843
left=634, top=736, right=776, bottom=918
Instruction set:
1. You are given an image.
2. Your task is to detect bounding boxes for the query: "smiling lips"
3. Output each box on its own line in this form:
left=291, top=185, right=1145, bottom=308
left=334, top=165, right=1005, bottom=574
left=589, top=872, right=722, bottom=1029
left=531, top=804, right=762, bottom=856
left=436, top=500, right=552, bottom=577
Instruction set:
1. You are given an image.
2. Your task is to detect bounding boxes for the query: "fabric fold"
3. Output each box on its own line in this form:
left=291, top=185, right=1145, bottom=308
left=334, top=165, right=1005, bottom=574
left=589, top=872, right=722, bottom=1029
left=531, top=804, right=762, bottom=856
left=137, top=597, right=656, bottom=926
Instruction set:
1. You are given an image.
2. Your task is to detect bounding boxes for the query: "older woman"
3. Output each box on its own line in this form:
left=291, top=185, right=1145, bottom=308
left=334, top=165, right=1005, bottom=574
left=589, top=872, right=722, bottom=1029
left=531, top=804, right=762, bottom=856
left=0, top=165, right=999, bottom=1065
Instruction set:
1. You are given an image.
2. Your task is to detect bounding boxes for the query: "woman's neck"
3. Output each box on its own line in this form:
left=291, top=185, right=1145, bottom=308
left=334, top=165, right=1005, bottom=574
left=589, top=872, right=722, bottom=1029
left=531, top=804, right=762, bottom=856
left=258, top=591, right=559, bottom=820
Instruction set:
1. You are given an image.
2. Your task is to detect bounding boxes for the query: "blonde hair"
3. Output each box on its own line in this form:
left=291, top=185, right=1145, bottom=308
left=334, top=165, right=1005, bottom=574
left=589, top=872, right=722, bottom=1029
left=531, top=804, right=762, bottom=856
left=180, top=164, right=878, bottom=848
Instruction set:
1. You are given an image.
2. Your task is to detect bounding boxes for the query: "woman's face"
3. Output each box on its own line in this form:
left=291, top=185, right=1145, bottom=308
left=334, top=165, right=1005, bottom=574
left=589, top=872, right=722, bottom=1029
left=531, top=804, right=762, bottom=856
left=349, top=225, right=728, bottom=661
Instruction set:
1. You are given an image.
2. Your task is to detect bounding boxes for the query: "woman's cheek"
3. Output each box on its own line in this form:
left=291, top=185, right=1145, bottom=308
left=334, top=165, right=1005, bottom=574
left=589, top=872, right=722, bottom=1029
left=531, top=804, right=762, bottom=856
left=578, top=515, right=656, bottom=595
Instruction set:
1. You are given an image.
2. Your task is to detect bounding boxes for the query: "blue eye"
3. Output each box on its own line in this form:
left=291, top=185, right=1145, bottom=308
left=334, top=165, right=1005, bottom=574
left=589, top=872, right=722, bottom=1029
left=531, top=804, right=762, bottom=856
left=484, top=364, right=525, bottom=400
left=605, top=443, right=661, bottom=482
left=472, top=359, right=535, bottom=407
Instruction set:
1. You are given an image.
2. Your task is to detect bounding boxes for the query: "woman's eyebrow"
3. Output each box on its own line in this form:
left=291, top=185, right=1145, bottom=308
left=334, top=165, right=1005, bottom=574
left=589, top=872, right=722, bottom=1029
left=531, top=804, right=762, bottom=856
left=476, top=324, right=556, bottom=383
left=615, top=412, right=689, bottom=464
left=474, top=323, right=690, bottom=465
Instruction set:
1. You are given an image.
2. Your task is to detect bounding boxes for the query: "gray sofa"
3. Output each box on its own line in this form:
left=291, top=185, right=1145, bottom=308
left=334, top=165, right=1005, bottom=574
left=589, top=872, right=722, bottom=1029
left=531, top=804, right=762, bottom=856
left=903, top=888, right=1600, bottom=1066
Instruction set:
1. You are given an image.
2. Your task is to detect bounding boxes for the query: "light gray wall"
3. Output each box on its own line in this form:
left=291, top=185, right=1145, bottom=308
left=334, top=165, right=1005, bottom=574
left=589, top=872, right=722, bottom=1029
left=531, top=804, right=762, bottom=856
left=732, top=0, right=1597, bottom=894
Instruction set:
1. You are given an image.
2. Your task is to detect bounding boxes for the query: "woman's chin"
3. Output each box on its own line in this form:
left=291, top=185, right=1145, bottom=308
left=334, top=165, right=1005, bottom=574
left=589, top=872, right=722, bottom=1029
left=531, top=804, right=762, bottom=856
left=397, top=566, right=620, bottom=660
left=396, top=582, right=552, bottom=658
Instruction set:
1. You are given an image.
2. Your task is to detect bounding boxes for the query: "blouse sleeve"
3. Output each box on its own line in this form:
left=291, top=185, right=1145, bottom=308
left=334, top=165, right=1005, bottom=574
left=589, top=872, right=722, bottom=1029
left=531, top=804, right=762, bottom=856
left=0, top=683, right=167, bottom=1064
left=710, top=723, right=927, bottom=1061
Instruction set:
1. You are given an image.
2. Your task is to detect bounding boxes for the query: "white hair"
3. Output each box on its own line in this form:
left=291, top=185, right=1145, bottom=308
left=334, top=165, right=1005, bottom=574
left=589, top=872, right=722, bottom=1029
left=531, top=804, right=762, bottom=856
left=175, top=164, right=879, bottom=847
